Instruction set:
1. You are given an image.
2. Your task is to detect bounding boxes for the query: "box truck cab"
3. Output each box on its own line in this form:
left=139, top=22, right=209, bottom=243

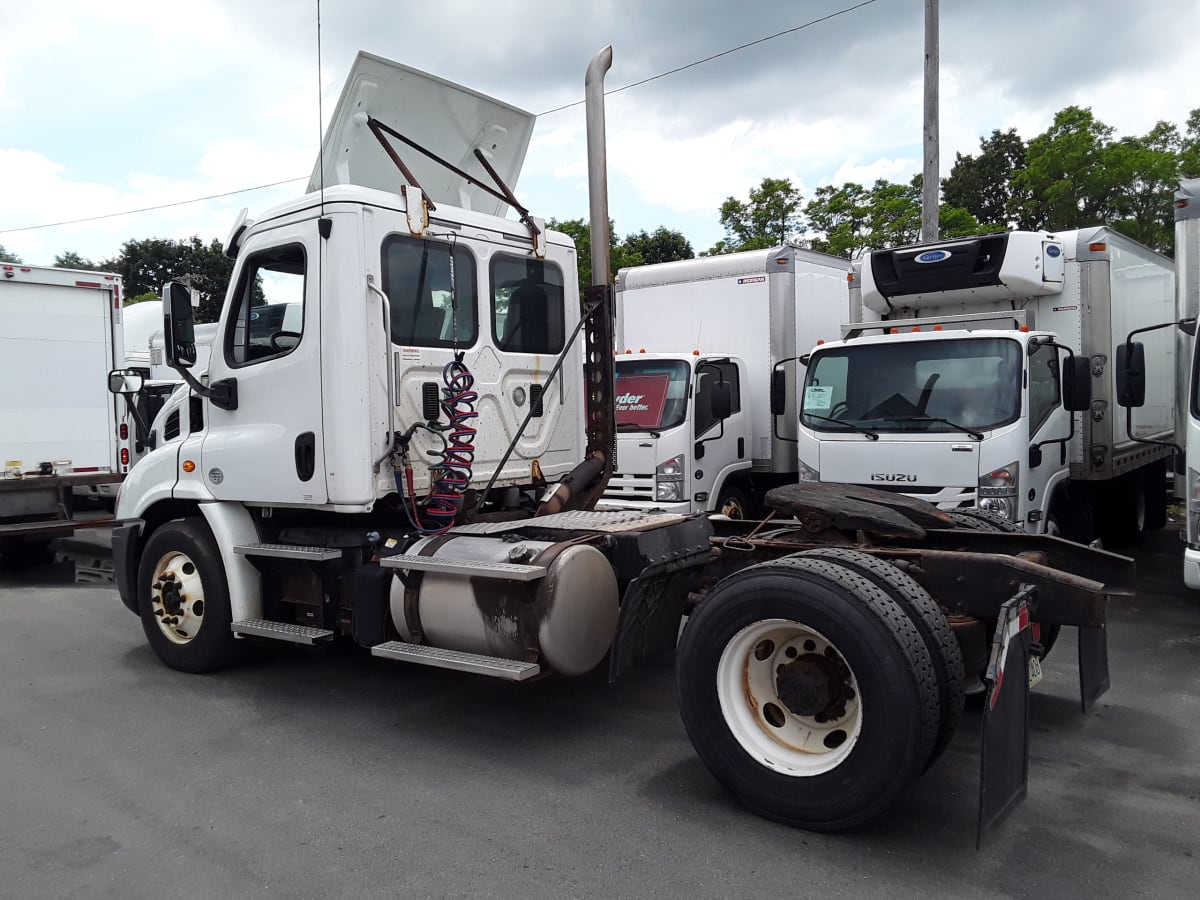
left=798, top=229, right=1176, bottom=545
left=600, top=247, right=850, bottom=517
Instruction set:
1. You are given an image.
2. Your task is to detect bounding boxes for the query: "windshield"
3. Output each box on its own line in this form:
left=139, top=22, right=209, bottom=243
left=615, top=359, right=690, bottom=432
left=802, top=337, right=1022, bottom=434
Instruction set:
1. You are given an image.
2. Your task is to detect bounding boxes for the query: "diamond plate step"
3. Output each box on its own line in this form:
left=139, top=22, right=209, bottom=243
left=231, top=619, right=334, bottom=644
left=234, top=543, right=342, bottom=561
left=371, top=641, right=541, bottom=681
left=378, top=554, right=546, bottom=581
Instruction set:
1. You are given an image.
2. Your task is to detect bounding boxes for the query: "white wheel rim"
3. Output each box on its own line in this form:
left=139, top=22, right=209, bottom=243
left=716, top=618, right=863, bottom=777
left=149, top=550, right=206, bottom=644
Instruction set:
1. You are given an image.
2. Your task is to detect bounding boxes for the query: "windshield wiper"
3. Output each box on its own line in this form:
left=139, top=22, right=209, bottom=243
left=897, top=414, right=985, bottom=441
left=617, top=422, right=661, bottom=438
left=804, top=414, right=879, bottom=440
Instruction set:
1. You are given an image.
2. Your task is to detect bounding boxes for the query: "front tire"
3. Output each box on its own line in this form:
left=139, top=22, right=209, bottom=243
left=714, top=485, right=749, bottom=519
left=137, top=518, right=238, bottom=673
left=677, top=557, right=939, bottom=831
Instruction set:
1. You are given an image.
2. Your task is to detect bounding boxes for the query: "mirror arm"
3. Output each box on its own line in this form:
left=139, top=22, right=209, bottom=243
left=172, top=364, right=239, bottom=412
left=1031, top=341, right=1077, bottom=464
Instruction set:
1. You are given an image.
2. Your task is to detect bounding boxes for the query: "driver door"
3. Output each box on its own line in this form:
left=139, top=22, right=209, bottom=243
left=1026, top=342, right=1068, bottom=531
left=200, top=220, right=327, bottom=505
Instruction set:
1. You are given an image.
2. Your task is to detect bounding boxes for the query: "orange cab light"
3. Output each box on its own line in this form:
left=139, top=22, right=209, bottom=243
left=889, top=327, right=899, bottom=334
left=1089, top=242, right=1107, bottom=252
left=1019, top=325, right=1030, bottom=332
left=182, top=460, right=196, bottom=473
left=639, top=348, right=646, bottom=353
left=933, top=325, right=943, bottom=331
left=1176, top=199, right=1189, bottom=209
left=692, top=349, right=700, bottom=355
left=625, top=348, right=632, bottom=354
left=912, top=326, right=920, bottom=332
left=817, top=339, right=825, bottom=345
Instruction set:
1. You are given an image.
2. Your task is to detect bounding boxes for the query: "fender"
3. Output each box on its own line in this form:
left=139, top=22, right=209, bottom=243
left=197, top=501, right=263, bottom=623
left=1041, top=470, right=1072, bottom=535
left=708, top=461, right=753, bottom=512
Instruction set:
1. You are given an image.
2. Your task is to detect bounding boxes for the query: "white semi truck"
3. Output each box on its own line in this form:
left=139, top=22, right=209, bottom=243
left=0, top=263, right=129, bottom=563
left=599, top=248, right=849, bottom=518
left=106, top=48, right=1134, bottom=839
left=797, top=229, right=1176, bottom=547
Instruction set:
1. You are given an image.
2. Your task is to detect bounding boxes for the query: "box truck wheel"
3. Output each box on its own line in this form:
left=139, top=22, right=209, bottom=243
left=714, top=485, right=749, bottom=519
left=677, top=557, right=939, bottom=831
left=792, top=548, right=963, bottom=772
left=137, top=519, right=238, bottom=673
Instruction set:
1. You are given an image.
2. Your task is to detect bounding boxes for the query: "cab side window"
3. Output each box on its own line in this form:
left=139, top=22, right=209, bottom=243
left=1028, top=342, right=1062, bottom=431
left=383, top=235, right=478, bottom=348
left=227, top=244, right=306, bottom=366
left=695, top=361, right=741, bottom=437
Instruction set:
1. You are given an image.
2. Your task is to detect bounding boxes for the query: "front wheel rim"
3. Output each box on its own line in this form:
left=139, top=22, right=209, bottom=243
left=720, top=495, right=745, bottom=518
left=149, top=550, right=206, bottom=644
left=716, top=618, right=863, bottom=776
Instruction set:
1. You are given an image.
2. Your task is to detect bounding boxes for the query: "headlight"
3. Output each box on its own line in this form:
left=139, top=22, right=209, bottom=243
left=798, top=458, right=820, bottom=483
left=656, top=454, right=685, bottom=501
left=978, top=461, right=1019, bottom=521
left=1188, top=467, right=1200, bottom=547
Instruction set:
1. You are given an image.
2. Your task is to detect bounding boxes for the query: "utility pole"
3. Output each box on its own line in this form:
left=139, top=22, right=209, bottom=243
left=921, top=0, right=939, bottom=242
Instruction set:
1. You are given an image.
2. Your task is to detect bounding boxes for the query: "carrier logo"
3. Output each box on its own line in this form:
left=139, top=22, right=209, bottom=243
left=915, top=250, right=951, bottom=264
left=870, top=473, right=918, bottom=482
left=1045, top=245, right=1062, bottom=258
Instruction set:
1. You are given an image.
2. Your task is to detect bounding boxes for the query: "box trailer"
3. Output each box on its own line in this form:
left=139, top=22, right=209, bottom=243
left=0, top=263, right=127, bottom=561
left=600, top=247, right=850, bottom=517
left=797, top=228, right=1175, bottom=546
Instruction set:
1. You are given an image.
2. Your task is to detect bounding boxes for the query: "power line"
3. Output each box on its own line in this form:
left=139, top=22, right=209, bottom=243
left=0, top=0, right=881, bottom=237
left=538, top=0, right=881, bottom=116
left=0, top=177, right=307, bottom=235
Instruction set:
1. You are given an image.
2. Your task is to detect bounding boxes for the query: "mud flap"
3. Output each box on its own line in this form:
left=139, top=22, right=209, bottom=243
left=1077, top=623, right=1110, bottom=713
left=977, top=586, right=1034, bottom=848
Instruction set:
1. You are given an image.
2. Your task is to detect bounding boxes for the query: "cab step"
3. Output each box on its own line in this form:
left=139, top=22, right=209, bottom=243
left=233, top=543, right=342, bottom=561
left=378, top=554, right=546, bottom=581
left=371, top=641, right=541, bottom=681
left=231, top=619, right=334, bottom=644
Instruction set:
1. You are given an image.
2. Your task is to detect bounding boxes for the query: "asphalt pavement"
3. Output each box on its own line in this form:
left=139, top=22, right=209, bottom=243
left=0, top=525, right=1197, bottom=899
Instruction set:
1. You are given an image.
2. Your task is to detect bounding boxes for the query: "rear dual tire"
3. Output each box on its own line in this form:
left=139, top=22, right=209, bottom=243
left=677, top=556, right=943, bottom=831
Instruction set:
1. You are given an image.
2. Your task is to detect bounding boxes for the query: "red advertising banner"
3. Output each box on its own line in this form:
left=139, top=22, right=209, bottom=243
left=614, top=373, right=672, bottom=428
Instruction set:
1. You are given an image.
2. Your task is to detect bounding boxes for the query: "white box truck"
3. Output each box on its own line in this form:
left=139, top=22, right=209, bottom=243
left=0, top=263, right=128, bottom=562
left=600, top=248, right=850, bottom=517
left=797, top=228, right=1176, bottom=546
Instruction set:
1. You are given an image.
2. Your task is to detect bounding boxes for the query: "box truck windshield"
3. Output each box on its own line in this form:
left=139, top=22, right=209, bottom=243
left=615, top=359, right=690, bottom=431
left=802, top=337, right=1022, bottom=434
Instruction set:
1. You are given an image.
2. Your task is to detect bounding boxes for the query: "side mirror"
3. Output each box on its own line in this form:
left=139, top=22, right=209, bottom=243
left=711, top=381, right=732, bottom=420
left=164, top=281, right=197, bottom=369
left=107, top=368, right=145, bottom=395
left=1062, top=355, right=1092, bottom=411
left=770, top=368, right=786, bottom=416
left=1115, top=341, right=1146, bottom=408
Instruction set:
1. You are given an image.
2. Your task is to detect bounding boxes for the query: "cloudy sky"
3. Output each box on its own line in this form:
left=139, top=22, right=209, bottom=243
left=2, top=0, right=1198, bottom=267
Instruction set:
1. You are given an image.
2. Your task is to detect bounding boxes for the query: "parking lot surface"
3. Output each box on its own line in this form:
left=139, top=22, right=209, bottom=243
left=1, top=526, right=1198, bottom=899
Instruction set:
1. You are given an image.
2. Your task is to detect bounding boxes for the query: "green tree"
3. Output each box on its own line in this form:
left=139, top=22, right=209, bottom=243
left=0, top=244, right=20, bottom=264
left=622, top=227, right=693, bottom=265
left=1012, top=106, right=1120, bottom=231
left=125, top=291, right=159, bottom=306
left=715, top=177, right=805, bottom=253
left=1182, top=108, right=1200, bottom=178
left=102, top=236, right=234, bottom=323
left=53, top=251, right=96, bottom=270
left=549, top=217, right=648, bottom=296
left=804, top=182, right=872, bottom=258
left=1105, top=121, right=1183, bottom=253
left=941, top=128, right=1027, bottom=229
left=805, top=176, right=984, bottom=258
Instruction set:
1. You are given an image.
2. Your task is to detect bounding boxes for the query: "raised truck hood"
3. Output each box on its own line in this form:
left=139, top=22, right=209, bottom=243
left=309, top=51, right=536, bottom=217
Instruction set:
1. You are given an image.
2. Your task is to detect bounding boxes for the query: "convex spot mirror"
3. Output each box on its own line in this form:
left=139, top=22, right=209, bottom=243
left=107, top=368, right=145, bottom=395
left=1115, top=342, right=1146, bottom=408
left=1062, top=355, right=1092, bottom=411
left=164, top=281, right=197, bottom=368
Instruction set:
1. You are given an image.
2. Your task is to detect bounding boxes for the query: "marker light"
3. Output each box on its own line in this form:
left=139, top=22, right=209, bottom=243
left=1089, top=242, right=1107, bottom=252
left=182, top=460, right=196, bottom=473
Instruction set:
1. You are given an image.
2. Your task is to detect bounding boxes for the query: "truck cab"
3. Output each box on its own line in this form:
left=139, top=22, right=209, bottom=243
left=601, top=351, right=748, bottom=517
